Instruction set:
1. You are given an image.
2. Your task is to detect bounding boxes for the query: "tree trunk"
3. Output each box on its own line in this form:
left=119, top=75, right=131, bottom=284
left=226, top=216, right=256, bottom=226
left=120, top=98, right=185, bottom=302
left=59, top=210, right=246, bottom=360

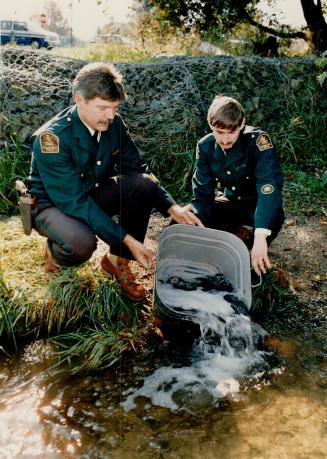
left=300, top=0, right=327, bottom=52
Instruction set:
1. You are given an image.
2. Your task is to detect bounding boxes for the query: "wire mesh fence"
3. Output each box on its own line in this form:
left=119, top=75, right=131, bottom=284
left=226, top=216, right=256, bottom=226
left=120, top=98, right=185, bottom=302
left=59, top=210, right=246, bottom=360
left=1, top=47, right=326, bottom=202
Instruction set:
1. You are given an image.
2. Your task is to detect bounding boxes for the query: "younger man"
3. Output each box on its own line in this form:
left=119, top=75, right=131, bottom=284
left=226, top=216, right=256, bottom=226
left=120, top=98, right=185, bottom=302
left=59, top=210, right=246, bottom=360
left=192, top=95, right=284, bottom=275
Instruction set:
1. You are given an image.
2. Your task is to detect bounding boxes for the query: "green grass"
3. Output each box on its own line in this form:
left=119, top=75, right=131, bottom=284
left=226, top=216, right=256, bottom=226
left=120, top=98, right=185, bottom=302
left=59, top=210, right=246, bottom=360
left=51, top=43, right=156, bottom=63
left=0, top=217, right=152, bottom=370
left=50, top=41, right=198, bottom=63
left=0, top=261, right=149, bottom=370
left=251, top=265, right=291, bottom=314
left=283, top=167, right=327, bottom=216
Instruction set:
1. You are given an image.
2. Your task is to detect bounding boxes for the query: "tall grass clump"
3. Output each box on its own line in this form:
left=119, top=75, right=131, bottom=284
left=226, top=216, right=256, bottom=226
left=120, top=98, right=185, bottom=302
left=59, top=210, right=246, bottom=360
left=251, top=265, right=291, bottom=314
left=0, top=217, right=150, bottom=372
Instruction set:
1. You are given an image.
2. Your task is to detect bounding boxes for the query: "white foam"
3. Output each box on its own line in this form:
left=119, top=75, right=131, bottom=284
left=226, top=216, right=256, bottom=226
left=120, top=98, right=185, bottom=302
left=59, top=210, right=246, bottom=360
left=158, top=283, right=233, bottom=317
left=122, top=280, right=269, bottom=413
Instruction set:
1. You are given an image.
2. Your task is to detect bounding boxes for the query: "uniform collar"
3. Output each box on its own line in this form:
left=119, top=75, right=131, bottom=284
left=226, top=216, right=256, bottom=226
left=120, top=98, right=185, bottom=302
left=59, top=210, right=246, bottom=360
left=215, top=134, right=244, bottom=167
left=72, top=106, right=101, bottom=140
left=71, top=106, right=98, bottom=154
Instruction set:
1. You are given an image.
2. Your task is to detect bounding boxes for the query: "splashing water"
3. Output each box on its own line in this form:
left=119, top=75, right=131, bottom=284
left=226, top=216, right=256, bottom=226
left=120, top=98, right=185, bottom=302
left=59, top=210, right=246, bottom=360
left=122, top=274, right=272, bottom=413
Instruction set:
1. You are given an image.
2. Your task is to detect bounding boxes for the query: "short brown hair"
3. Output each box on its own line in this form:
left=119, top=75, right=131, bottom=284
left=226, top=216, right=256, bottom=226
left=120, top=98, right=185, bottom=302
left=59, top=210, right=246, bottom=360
left=207, top=95, right=245, bottom=129
left=72, top=62, right=127, bottom=102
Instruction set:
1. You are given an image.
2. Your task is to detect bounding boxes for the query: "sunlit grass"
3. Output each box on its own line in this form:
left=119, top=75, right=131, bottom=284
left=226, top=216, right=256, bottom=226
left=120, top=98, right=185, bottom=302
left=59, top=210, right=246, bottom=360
left=51, top=43, right=154, bottom=63
left=0, top=216, right=152, bottom=370
left=50, top=40, right=197, bottom=63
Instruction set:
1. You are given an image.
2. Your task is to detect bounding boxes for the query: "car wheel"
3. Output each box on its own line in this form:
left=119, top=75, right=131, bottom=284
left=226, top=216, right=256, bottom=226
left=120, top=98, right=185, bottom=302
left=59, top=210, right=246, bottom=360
left=31, top=39, right=41, bottom=49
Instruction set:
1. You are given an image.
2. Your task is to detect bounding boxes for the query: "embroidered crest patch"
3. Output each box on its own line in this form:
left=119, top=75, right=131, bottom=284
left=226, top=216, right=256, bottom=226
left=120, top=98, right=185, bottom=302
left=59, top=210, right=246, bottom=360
left=40, top=132, right=59, bottom=153
left=256, top=133, right=272, bottom=151
left=261, top=184, right=275, bottom=194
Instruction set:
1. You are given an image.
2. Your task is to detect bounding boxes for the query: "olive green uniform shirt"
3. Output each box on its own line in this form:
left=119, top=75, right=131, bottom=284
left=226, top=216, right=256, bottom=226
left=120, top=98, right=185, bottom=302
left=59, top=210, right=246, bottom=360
left=192, top=126, right=284, bottom=230
left=29, top=106, right=175, bottom=247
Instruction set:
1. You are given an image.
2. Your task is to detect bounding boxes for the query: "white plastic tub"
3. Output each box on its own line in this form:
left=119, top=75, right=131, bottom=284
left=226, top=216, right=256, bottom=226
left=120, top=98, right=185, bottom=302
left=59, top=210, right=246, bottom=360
left=154, top=225, right=251, bottom=320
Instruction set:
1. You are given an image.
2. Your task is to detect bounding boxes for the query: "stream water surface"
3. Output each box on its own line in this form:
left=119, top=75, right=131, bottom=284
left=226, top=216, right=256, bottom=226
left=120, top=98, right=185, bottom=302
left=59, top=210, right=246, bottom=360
left=0, top=295, right=326, bottom=459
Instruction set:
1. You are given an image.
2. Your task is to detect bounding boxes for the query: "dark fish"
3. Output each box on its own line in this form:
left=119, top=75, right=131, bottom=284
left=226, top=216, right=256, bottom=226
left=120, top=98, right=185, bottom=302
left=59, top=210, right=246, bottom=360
left=168, top=277, right=197, bottom=291
left=195, top=273, right=233, bottom=292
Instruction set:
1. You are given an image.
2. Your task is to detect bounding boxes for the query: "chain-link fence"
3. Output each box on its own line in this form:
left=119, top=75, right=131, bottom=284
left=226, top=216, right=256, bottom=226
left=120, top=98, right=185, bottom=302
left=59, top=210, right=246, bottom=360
left=1, top=47, right=326, bottom=203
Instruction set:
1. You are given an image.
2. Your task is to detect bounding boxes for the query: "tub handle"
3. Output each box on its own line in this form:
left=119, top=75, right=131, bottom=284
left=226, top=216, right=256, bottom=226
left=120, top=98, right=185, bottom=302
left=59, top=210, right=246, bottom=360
left=251, top=268, right=262, bottom=288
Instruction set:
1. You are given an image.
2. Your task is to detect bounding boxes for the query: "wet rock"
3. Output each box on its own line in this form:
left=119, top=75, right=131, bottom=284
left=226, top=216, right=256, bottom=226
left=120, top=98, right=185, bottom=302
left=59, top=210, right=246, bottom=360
left=172, top=385, right=214, bottom=412
left=224, top=294, right=249, bottom=315
left=226, top=316, right=254, bottom=353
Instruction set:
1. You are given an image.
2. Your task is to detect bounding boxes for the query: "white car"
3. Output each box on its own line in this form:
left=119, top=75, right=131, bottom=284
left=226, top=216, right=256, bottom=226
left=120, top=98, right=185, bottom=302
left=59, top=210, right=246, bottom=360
left=0, top=19, right=60, bottom=49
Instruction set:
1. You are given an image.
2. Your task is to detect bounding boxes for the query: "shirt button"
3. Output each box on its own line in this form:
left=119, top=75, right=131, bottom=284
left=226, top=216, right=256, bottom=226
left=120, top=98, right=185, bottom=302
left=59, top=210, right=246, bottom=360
left=96, top=160, right=101, bottom=165
left=95, top=183, right=99, bottom=188
left=237, top=196, right=242, bottom=200
left=246, top=176, right=250, bottom=179
left=226, top=170, right=231, bottom=175
left=232, top=186, right=236, bottom=190
left=80, top=173, right=84, bottom=177
left=67, top=116, right=71, bottom=121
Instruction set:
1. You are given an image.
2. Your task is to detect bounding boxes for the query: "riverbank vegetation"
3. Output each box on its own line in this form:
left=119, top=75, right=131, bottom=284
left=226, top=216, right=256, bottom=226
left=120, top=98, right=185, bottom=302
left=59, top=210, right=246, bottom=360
left=0, top=49, right=326, bottom=372
left=0, top=216, right=152, bottom=371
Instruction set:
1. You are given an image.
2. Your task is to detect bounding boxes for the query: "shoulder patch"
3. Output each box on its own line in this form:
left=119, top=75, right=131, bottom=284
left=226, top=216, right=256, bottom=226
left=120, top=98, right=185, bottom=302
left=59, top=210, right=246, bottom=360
left=40, top=132, right=59, bottom=153
left=261, top=184, right=275, bottom=195
left=256, top=133, right=272, bottom=151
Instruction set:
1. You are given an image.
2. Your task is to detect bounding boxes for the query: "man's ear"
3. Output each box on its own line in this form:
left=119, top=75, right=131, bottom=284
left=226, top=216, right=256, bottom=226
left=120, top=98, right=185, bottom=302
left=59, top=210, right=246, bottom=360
left=74, top=93, right=84, bottom=106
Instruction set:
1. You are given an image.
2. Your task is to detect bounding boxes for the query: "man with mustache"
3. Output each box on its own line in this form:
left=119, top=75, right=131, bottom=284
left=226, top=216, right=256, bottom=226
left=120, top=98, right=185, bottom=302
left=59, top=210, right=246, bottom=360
left=29, top=62, right=202, bottom=300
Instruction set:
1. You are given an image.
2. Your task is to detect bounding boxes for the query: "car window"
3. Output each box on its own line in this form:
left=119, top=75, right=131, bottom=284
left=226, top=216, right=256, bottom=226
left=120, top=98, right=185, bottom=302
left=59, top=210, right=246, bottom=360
left=14, top=21, right=28, bottom=31
left=1, top=21, right=12, bottom=30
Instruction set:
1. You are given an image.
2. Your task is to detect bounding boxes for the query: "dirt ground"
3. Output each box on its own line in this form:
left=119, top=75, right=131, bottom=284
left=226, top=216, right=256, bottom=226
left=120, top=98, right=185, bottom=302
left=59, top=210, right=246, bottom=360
left=110, top=212, right=327, bottom=307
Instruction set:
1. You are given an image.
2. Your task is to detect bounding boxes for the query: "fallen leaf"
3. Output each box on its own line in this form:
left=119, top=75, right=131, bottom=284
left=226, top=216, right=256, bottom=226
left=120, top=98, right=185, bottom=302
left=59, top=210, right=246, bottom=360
left=290, top=278, right=311, bottom=291
left=154, top=327, right=164, bottom=339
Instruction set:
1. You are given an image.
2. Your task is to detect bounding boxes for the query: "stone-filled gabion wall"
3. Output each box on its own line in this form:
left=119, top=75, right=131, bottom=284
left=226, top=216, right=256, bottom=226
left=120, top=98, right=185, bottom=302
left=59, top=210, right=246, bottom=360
left=1, top=47, right=325, bottom=176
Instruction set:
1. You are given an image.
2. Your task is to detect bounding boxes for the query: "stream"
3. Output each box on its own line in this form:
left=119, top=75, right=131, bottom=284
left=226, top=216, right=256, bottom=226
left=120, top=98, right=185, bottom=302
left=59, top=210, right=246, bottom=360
left=0, top=295, right=326, bottom=458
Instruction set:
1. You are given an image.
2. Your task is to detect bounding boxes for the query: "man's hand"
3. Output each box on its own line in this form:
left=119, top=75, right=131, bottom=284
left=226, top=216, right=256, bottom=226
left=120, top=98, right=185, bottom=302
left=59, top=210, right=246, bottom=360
left=167, top=204, right=204, bottom=227
left=251, top=233, right=271, bottom=275
left=123, top=234, right=155, bottom=269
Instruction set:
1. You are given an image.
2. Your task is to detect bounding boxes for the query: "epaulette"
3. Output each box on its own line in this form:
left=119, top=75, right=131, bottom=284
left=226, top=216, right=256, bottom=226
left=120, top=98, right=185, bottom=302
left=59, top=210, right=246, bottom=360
left=31, top=107, right=73, bottom=143
left=243, top=125, right=262, bottom=138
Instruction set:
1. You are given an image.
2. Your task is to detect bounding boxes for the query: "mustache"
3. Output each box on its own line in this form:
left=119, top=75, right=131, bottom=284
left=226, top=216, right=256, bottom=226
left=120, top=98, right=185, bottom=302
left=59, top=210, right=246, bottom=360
left=99, top=119, right=113, bottom=125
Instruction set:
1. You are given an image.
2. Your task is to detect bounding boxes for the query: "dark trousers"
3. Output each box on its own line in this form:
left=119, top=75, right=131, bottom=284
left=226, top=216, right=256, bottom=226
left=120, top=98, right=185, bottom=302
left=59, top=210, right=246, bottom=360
left=33, top=174, right=157, bottom=266
left=205, top=195, right=285, bottom=247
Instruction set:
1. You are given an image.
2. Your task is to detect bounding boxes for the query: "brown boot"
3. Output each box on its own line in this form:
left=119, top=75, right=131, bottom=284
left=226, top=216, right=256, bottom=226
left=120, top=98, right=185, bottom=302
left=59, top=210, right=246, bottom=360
left=44, top=246, right=59, bottom=274
left=101, top=255, right=145, bottom=301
